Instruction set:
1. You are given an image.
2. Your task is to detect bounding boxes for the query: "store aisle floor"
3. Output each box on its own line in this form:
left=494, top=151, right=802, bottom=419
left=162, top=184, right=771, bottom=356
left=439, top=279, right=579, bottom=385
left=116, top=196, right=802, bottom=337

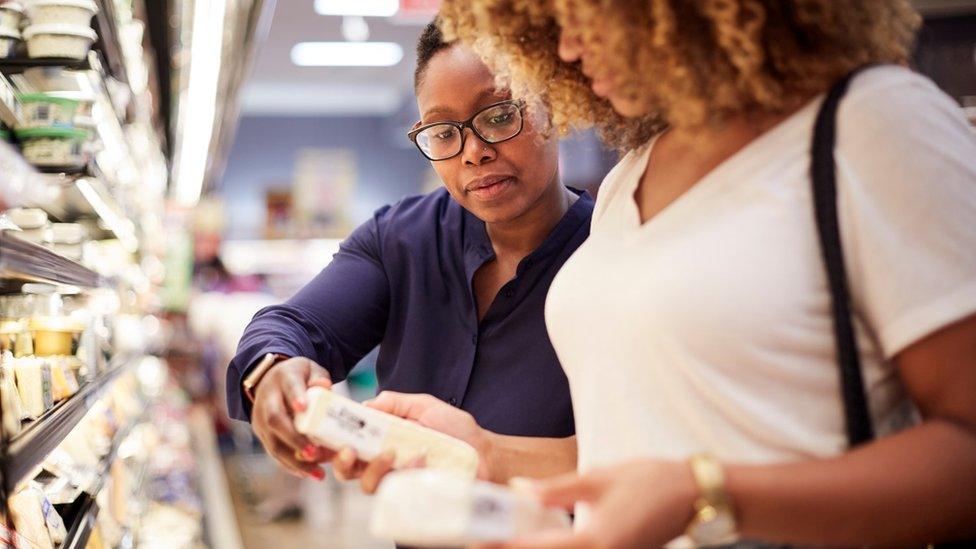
left=223, top=453, right=393, bottom=549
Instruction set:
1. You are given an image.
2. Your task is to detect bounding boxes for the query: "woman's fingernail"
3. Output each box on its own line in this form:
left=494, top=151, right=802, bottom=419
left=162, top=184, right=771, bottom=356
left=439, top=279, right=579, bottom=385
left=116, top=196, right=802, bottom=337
left=303, top=444, right=316, bottom=459
left=293, top=398, right=307, bottom=411
left=310, top=469, right=325, bottom=481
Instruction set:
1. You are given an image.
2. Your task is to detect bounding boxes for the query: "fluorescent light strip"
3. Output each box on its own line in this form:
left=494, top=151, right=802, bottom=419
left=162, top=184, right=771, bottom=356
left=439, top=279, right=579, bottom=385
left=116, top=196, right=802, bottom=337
left=291, top=42, right=404, bottom=67
left=174, top=0, right=227, bottom=207
left=314, top=0, right=398, bottom=17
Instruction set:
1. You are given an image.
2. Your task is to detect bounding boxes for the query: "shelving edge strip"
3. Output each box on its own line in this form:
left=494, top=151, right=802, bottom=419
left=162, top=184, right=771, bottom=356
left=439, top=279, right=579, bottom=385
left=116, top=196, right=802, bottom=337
left=1, top=355, right=140, bottom=492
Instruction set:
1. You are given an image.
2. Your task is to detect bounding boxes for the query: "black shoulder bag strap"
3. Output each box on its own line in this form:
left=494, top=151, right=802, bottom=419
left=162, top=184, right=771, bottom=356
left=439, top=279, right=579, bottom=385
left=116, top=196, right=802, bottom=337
left=810, top=69, right=875, bottom=447
left=811, top=68, right=973, bottom=548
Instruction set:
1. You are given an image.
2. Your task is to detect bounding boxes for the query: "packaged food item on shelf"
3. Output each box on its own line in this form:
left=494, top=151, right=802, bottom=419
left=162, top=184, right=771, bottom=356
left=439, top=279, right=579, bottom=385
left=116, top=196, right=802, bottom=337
left=14, top=355, right=53, bottom=418
left=49, top=222, right=86, bottom=261
left=18, top=92, right=80, bottom=128
left=295, top=386, right=480, bottom=477
left=1, top=353, right=26, bottom=437
left=36, top=473, right=84, bottom=505
left=38, top=488, right=67, bottom=545
left=22, top=22, right=95, bottom=59
left=14, top=126, right=89, bottom=167
left=29, top=316, right=83, bottom=356
left=8, top=482, right=55, bottom=549
left=49, top=355, right=79, bottom=401
left=24, top=0, right=97, bottom=27
left=0, top=25, right=19, bottom=59
left=4, top=207, right=51, bottom=245
left=0, top=1, right=24, bottom=30
left=371, top=469, right=572, bottom=547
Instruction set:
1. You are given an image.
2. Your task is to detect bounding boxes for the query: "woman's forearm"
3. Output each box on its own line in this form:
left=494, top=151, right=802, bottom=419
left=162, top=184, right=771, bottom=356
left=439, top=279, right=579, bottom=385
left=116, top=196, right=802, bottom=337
left=728, top=420, right=976, bottom=545
left=482, top=433, right=577, bottom=483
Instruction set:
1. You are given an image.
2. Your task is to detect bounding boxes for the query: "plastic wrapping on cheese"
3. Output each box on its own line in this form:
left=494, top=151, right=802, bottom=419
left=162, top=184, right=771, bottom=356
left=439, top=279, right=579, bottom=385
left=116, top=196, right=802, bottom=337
left=14, top=357, right=53, bottom=418
left=370, top=469, right=572, bottom=547
left=8, top=483, right=55, bottom=549
left=294, top=387, right=479, bottom=477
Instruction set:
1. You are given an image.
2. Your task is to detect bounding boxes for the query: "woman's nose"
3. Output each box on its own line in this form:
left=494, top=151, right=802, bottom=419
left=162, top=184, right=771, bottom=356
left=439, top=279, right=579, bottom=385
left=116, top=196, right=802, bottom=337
left=557, top=32, right=583, bottom=63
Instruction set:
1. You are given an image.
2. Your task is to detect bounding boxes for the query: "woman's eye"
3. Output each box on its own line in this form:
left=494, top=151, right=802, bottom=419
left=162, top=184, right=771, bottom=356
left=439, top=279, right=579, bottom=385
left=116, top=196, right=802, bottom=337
left=489, top=113, right=514, bottom=124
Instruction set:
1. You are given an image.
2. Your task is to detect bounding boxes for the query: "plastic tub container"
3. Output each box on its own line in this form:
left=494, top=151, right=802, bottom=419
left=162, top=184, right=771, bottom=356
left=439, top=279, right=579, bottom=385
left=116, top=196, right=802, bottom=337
left=18, top=93, right=79, bottom=128
left=23, top=23, right=96, bottom=59
left=15, top=126, right=89, bottom=168
left=0, top=2, right=23, bottom=30
left=49, top=222, right=85, bottom=261
left=29, top=316, right=83, bottom=356
left=24, top=0, right=97, bottom=27
left=3, top=207, right=50, bottom=245
left=0, top=25, right=19, bottom=58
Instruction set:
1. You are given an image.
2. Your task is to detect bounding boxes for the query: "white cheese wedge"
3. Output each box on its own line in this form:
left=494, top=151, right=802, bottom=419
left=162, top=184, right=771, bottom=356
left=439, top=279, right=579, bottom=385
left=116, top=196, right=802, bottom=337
left=14, top=357, right=53, bottom=419
left=294, top=387, right=479, bottom=477
left=370, top=469, right=572, bottom=547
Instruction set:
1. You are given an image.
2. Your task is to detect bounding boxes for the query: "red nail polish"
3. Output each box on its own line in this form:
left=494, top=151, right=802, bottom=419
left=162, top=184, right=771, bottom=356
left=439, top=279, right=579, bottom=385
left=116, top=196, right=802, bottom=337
left=303, top=444, right=316, bottom=459
left=311, top=469, right=325, bottom=481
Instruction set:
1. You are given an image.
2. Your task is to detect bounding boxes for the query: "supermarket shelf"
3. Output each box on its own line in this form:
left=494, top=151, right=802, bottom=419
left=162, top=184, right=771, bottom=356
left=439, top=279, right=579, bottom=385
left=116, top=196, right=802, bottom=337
left=0, top=231, right=102, bottom=292
left=58, top=404, right=146, bottom=549
left=0, top=355, right=137, bottom=492
left=93, top=0, right=130, bottom=88
left=60, top=493, right=99, bottom=549
left=0, top=57, right=92, bottom=73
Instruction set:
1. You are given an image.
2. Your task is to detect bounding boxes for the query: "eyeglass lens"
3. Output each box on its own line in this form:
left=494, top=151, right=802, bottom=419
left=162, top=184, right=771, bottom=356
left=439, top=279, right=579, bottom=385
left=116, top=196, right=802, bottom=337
left=415, top=102, right=522, bottom=160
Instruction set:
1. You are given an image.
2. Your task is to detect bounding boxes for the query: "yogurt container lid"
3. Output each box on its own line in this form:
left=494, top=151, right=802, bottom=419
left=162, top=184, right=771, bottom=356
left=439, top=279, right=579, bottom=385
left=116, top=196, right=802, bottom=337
left=25, top=0, right=97, bottom=12
left=0, top=2, right=25, bottom=14
left=18, top=92, right=79, bottom=107
left=0, top=26, right=20, bottom=39
left=23, top=23, right=97, bottom=41
left=49, top=222, right=86, bottom=243
left=5, top=207, right=49, bottom=229
left=15, top=126, right=89, bottom=140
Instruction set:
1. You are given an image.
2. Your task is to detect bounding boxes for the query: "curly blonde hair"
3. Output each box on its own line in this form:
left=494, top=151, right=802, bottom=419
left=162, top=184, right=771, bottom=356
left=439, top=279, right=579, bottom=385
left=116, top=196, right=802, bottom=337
left=439, top=0, right=921, bottom=152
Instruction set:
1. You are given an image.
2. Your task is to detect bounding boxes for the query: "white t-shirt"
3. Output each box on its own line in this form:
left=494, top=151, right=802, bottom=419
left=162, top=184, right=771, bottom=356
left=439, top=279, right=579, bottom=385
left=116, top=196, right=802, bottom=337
left=545, top=65, right=976, bottom=472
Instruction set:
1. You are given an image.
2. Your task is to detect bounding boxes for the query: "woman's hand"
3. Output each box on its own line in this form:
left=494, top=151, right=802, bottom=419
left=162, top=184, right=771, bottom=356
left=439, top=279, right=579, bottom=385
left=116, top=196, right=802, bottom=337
left=250, top=356, right=335, bottom=479
left=329, top=391, right=495, bottom=494
left=480, top=459, right=698, bottom=549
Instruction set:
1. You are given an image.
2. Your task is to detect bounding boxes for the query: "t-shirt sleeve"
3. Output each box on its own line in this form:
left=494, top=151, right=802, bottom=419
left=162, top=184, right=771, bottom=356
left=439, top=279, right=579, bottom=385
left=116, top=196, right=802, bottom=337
left=837, top=67, right=976, bottom=359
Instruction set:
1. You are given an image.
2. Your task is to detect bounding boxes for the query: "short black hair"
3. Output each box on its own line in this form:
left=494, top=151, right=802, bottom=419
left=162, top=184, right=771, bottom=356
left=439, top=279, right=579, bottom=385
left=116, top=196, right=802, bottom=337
left=414, top=19, right=453, bottom=90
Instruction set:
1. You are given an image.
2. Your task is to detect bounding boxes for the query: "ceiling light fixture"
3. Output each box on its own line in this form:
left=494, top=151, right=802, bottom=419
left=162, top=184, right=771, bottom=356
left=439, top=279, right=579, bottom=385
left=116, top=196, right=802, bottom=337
left=291, top=42, right=404, bottom=67
left=314, top=0, right=399, bottom=17
left=173, top=0, right=227, bottom=207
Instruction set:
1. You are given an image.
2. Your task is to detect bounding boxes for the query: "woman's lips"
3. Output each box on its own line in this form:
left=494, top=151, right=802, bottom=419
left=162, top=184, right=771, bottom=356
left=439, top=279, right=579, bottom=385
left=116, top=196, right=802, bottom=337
left=467, top=177, right=515, bottom=202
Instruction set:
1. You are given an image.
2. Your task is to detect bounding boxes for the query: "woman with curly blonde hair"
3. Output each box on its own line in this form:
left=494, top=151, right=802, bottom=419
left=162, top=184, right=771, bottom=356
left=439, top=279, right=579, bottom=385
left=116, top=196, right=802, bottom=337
left=424, top=0, right=976, bottom=547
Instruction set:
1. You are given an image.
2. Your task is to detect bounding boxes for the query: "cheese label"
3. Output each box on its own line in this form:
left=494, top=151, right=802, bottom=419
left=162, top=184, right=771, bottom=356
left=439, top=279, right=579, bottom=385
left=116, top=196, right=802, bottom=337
left=467, top=489, right=516, bottom=541
left=317, top=400, right=388, bottom=458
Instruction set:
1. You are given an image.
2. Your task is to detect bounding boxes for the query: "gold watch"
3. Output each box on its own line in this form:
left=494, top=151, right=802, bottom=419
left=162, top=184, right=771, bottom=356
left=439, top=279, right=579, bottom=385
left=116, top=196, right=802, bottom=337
left=685, top=453, right=738, bottom=545
left=243, top=353, right=288, bottom=403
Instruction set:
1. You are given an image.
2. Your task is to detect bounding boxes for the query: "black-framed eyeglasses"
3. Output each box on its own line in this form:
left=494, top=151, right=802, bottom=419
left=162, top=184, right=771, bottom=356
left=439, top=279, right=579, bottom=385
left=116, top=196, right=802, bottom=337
left=408, top=99, right=526, bottom=161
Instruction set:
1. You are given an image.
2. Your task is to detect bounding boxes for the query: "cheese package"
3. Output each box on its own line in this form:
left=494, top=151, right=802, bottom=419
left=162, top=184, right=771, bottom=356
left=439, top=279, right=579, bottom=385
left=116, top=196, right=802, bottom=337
left=294, top=387, right=479, bottom=477
left=14, top=356, right=53, bottom=418
left=8, top=484, right=54, bottom=549
left=370, top=469, right=571, bottom=547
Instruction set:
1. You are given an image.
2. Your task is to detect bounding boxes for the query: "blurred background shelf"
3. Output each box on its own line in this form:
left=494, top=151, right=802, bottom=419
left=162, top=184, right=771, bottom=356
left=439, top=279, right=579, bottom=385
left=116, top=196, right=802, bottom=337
left=0, top=355, right=136, bottom=492
left=0, top=231, right=103, bottom=293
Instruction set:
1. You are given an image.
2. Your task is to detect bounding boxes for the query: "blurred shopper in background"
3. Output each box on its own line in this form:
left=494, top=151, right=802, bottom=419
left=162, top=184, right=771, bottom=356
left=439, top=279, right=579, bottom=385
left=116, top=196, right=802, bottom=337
left=226, top=22, right=593, bottom=493
left=420, top=0, right=976, bottom=546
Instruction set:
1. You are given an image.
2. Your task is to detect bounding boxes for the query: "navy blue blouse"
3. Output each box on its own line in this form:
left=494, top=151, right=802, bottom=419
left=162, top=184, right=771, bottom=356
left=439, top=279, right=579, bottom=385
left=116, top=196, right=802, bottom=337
left=227, top=187, right=593, bottom=438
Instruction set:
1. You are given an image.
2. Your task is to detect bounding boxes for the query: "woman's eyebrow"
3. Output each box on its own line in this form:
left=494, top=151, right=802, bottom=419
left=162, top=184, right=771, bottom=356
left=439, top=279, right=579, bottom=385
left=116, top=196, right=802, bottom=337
left=421, top=89, right=510, bottom=121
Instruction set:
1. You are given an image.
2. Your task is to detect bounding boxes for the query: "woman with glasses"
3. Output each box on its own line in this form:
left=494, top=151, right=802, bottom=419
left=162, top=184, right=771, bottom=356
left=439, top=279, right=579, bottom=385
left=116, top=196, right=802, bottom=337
left=225, top=21, right=592, bottom=492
